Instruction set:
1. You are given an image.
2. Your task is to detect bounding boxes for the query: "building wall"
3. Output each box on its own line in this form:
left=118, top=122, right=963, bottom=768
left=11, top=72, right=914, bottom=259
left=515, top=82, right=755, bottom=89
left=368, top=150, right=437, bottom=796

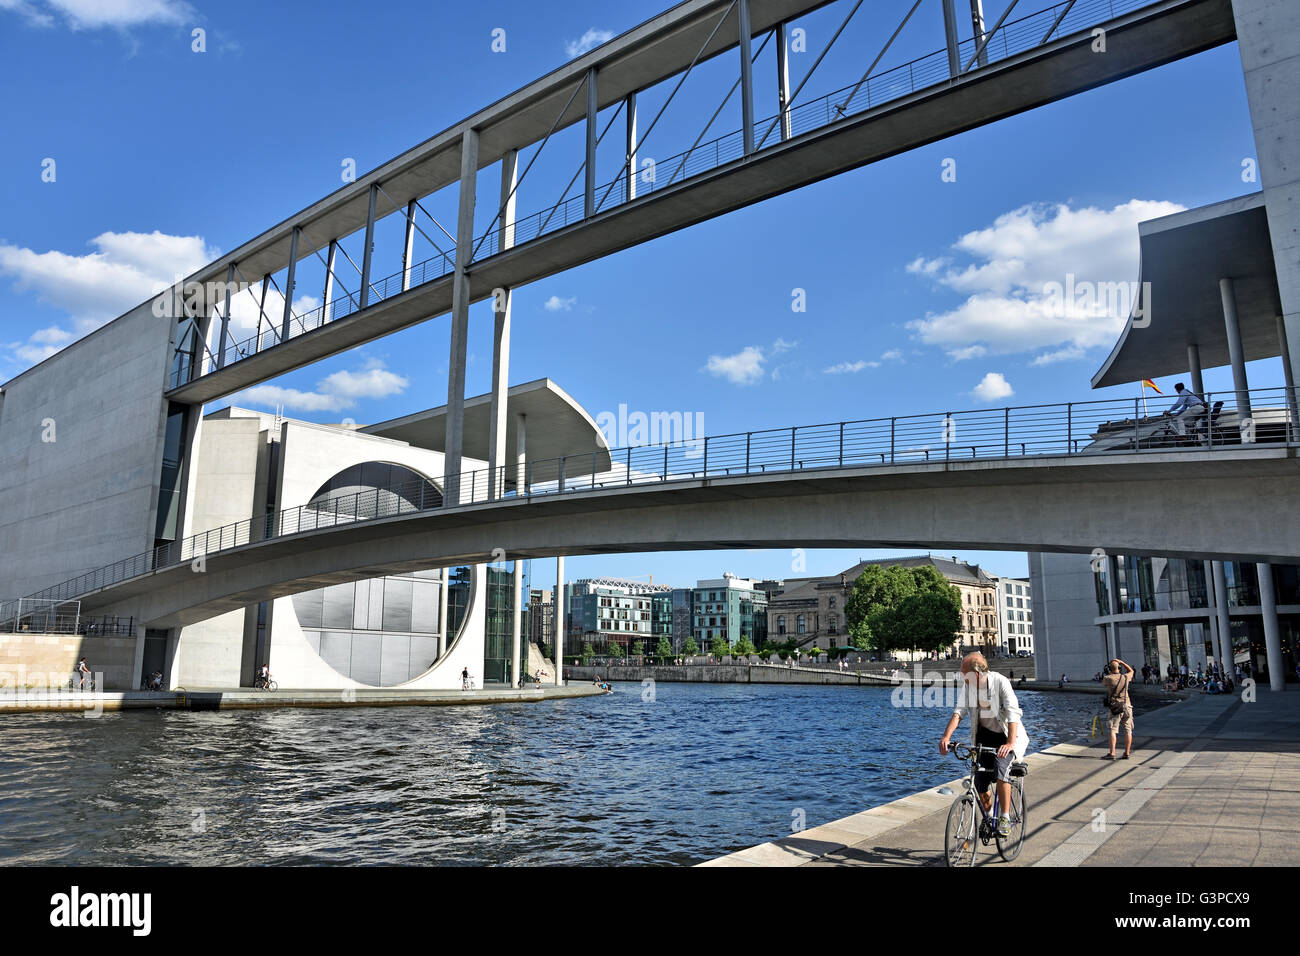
left=0, top=632, right=138, bottom=690
left=1029, top=551, right=1107, bottom=682
left=0, top=299, right=173, bottom=599
left=170, top=417, right=262, bottom=687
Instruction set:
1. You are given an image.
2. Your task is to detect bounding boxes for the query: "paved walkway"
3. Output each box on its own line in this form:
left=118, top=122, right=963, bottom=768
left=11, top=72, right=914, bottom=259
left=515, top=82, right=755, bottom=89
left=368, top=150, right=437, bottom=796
left=702, top=689, right=1300, bottom=867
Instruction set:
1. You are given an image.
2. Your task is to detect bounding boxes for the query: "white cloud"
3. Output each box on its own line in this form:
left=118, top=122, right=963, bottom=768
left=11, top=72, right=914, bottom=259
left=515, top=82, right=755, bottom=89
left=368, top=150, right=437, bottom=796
left=772, top=337, right=797, bottom=354
left=1, top=0, right=194, bottom=29
left=971, top=372, right=1013, bottom=402
left=906, top=200, right=1184, bottom=361
left=879, top=349, right=903, bottom=362
left=565, top=27, right=613, bottom=58
left=237, top=360, right=408, bottom=414
left=543, top=294, right=577, bottom=312
left=1029, top=346, right=1085, bottom=366
left=824, top=359, right=878, bottom=374
left=705, top=345, right=765, bottom=386
left=0, top=230, right=220, bottom=371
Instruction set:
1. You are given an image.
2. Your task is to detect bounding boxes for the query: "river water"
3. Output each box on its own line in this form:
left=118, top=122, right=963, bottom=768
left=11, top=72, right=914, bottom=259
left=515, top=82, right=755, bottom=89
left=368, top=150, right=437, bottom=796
left=0, top=683, right=1142, bottom=866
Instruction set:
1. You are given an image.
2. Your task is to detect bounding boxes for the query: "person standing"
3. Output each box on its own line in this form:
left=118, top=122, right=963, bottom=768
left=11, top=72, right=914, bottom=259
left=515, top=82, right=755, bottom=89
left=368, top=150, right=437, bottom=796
left=1102, top=658, right=1135, bottom=760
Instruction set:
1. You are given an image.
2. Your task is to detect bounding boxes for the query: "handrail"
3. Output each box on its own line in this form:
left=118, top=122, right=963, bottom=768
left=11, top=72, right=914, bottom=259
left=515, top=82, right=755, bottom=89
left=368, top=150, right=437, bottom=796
left=16, top=385, right=1297, bottom=609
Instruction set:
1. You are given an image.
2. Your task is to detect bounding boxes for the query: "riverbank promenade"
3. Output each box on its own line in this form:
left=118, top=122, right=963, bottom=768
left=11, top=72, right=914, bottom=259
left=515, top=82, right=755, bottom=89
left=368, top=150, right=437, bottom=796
left=0, top=682, right=604, bottom=713
left=702, top=688, right=1300, bottom=867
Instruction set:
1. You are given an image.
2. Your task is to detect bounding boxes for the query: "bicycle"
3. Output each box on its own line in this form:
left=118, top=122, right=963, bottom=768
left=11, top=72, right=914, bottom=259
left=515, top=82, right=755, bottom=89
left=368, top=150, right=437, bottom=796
left=944, top=742, right=1028, bottom=866
left=253, top=676, right=278, bottom=692
left=67, top=674, right=96, bottom=691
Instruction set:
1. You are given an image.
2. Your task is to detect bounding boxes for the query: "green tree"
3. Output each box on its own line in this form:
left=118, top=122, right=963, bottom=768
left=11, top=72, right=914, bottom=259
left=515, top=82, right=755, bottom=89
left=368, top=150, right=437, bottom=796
left=845, top=565, right=919, bottom=653
left=709, top=635, right=730, bottom=658
left=581, top=641, right=594, bottom=664
left=733, top=635, right=756, bottom=657
left=655, top=636, right=673, bottom=659
left=606, top=641, right=625, bottom=658
left=683, top=635, right=699, bottom=656
left=630, top=640, right=644, bottom=656
left=891, top=588, right=962, bottom=656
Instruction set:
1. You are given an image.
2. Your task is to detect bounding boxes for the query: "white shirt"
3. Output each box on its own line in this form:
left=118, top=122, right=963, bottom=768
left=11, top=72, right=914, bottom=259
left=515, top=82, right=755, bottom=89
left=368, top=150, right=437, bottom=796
left=952, top=670, right=1030, bottom=759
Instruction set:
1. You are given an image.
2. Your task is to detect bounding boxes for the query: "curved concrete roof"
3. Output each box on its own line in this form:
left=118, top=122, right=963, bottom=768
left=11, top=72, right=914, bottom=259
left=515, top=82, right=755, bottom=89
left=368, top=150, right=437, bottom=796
left=1092, top=192, right=1283, bottom=389
left=361, top=378, right=611, bottom=475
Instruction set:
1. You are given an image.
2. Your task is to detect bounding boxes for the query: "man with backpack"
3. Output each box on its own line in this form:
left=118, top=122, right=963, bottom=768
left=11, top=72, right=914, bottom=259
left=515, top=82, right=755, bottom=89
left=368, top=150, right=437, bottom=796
left=1102, top=658, right=1135, bottom=760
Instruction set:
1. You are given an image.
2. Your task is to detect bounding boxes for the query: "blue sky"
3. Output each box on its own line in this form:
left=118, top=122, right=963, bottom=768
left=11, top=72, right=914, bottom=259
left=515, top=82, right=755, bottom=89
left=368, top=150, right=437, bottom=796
left=0, top=0, right=1284, bottom=590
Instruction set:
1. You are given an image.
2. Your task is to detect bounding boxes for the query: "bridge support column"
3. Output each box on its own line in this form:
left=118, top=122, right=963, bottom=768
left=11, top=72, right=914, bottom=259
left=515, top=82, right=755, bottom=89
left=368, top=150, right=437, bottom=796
left=941, top=0, right=962, bottom=78
left=584, top=68, right=598, bottom=217
left=1257, top=564, right=1285, bottom=692
left=775, top=21, right=792, bottom=141
left=401, top=200, right=416, bottom=292
left=438, top=567, right=450, bottom=660
left=1104, top=554, right=1121, bottom=661
left=218, top=263, right=234, bottom=368
left=1212, top=561, right=1233, bottom=678
left=512, top=561, right=523, bottom=687
left=625, top=94, right=638, bottom=201
left=360, top=183, right=378, bottom=308
left=515, top=411, right=527, bottom=492
left=1204, top=560, right=1226, bottom=673
left=280, top=226, right=300, bottom=341
left=554, top=555, right=565, bottom=685
left=446, top=129, right=479, bottom=506
left=1220, top=277, right=1253, bottom=429
left=738, top=0, right=755, bottom=155
left=488, top=149, right=517, bottom=502
left=323, top=239, right=338, bottom=323
left=1187, top=342, right=1204, bottom=395
left=969, top=0, right=988, bottom=68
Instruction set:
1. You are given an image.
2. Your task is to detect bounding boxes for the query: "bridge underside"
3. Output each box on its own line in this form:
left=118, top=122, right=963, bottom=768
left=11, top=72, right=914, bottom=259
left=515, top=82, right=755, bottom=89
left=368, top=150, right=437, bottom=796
left=85, top=447, right=1299, bottom=628
left=166, top=0, right=1237, bottom=405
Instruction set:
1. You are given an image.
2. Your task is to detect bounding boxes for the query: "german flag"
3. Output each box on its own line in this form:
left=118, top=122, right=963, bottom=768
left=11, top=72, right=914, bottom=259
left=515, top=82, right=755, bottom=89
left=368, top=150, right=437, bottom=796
left=1141, top=379, right=1162, bottom=394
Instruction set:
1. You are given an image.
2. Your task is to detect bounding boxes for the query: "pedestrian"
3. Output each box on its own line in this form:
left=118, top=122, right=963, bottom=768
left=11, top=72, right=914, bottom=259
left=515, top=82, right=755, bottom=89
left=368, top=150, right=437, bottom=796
left=1101, top=658, right=1135, bottom=760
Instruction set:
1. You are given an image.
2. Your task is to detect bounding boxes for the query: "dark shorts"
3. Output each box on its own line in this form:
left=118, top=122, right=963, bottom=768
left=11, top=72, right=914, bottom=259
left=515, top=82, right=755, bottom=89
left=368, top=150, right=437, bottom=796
left=974, top=725, right=1013, bottom=792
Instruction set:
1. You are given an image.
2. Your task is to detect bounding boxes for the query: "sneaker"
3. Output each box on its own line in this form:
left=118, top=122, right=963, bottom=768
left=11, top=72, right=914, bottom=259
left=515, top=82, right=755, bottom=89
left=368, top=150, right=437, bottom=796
left=996, top=815, right=1012, bottom=838
left=1102, top=753, right=1115, bottom=760
left=1120, top=753, right=1130, bottom=760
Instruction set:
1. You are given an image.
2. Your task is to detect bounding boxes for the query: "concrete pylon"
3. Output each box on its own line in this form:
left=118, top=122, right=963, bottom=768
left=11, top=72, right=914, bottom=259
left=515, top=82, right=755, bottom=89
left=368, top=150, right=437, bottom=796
left=554, top=555, right=565, bottom=685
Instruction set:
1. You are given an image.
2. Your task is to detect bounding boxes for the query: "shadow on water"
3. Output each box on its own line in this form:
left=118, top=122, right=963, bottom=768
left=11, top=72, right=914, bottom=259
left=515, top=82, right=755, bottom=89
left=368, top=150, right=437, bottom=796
left=0, top=684, right=1121, bottom=865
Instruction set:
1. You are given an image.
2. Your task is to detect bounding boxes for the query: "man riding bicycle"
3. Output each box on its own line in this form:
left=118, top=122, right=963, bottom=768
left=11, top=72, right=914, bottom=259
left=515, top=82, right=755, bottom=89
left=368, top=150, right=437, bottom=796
left=939, top=652, right=1030, bottom=838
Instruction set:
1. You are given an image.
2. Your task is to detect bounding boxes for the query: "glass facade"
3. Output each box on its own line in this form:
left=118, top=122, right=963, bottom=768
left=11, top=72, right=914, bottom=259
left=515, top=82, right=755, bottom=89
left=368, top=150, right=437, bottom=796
left=482, top=566, right=516, bottom=684
left=154, top=403, right=189, bottom=544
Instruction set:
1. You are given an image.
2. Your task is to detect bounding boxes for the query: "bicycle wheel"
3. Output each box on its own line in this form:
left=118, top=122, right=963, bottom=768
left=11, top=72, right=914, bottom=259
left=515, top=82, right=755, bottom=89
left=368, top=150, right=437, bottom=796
left=945, top=795, right=978, bottom=867
left=996, top=779, right=1027, bottom=862
left=268, top=680, right=278, bottom=692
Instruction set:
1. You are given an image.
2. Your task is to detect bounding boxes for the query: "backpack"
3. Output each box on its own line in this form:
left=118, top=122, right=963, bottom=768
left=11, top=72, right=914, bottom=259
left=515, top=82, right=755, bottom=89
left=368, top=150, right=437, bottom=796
left=1106, top=674, right=1128, bottom=715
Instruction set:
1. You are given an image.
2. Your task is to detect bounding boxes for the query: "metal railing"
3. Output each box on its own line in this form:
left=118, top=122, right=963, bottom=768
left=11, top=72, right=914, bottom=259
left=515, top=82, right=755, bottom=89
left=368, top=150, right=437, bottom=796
left=468, top=0, right=1159, bottom=260
left=15, top=386, right=1296, bottom=609
left=172, top=0, right=1162, bottom=387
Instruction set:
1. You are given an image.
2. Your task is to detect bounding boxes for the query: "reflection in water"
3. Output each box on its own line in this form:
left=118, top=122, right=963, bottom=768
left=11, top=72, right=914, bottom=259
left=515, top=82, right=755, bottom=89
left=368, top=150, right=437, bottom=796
left=0, top=684, right=1120, bottom=865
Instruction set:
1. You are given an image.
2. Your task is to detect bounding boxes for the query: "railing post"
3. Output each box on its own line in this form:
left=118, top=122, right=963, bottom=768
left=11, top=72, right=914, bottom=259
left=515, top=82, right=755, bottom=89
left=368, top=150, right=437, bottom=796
left=558, top=457, right=566, bottom=493
left=1134, top=398, right=1141, bottom=450
left=1004, top=407, right=1010, bottom=457
left=945, top=415, right=951, bottom=462
left=890, top=418, right=896, bottom=462
left=838, top=422, right=844, bottom=467
left=703, top=437, right=709, bottom=477
left=626, top=447, right=632, bottom=485
left=1066, top=402, right=1072, bottom=454
left=745, top=432, right=751, bottom=473
left=663, top=444, right=668, bottom=481
left=790, top=427, right=797, bottom=470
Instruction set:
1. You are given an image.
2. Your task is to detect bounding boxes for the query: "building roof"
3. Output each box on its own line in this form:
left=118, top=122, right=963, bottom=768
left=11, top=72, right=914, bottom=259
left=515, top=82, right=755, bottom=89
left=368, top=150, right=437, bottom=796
left=1091, top=193, right=1284, bottom=389
left=361, top=378, right=611, bottom=474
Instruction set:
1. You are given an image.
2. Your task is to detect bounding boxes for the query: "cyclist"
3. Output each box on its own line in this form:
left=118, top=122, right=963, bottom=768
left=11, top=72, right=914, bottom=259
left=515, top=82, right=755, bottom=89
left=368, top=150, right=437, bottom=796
left=939, top=652, right=1030, bottom=839
left=257, top=663, right=272, bottom=689
left=76, top=657, right=91, bottom=690
left=1162, top=382, right=1207, bottom=437
left=461, top=667, right=471, bottom=690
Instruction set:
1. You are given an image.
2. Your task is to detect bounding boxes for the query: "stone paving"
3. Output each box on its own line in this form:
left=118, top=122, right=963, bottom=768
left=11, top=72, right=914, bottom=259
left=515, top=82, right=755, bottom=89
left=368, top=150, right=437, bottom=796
left=702, top=688, right=1300, bottom=867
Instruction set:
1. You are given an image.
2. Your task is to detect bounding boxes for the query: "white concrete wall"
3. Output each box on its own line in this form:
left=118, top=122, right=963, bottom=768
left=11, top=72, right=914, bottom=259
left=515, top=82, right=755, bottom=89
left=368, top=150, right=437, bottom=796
left=171, top=417, right=262, bottom=688
left=0, top=299, right=173, bottom=599
left=1029, top=551, right=1107, bottom=682
left=265, top=420, right=489, bottom=689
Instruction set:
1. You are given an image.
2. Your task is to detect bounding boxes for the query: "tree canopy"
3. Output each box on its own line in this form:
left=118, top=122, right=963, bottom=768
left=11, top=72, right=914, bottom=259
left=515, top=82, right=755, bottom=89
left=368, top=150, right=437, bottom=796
left=844, top=564, right=962, bottom=655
